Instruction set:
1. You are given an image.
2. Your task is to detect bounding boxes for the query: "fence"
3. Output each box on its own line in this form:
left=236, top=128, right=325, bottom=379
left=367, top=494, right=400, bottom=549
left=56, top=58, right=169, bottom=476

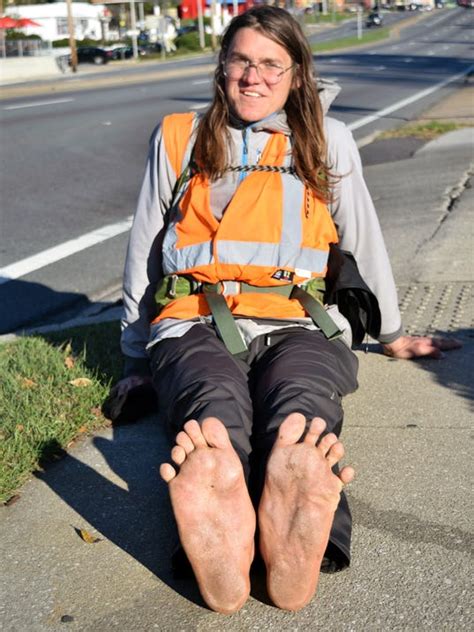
left=0, top=39, right=53, bottom=58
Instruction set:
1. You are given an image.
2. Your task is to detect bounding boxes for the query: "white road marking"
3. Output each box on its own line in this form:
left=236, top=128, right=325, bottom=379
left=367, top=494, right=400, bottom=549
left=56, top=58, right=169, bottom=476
left=190, top=102, right=210, bottom=110
left=348, top=64, right=474, bottom=132
left=192, top=79, right=211, bottom=85
left=0, top=216, right=133, bottom=285
left=3, top=98, right=75, bottom=111
left=3, top=64, right=473, bottom=284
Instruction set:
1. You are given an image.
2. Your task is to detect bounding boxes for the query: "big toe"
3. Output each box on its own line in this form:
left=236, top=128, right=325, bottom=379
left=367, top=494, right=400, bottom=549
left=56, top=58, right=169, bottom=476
left=201, top=417, right=233, bottom=449
left=275, top=413, right=307, bottom=447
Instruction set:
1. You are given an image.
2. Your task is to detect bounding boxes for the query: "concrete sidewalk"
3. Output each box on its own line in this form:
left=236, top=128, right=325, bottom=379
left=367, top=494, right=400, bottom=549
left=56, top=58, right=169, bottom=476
left=1, top=92, right=473, bottom=630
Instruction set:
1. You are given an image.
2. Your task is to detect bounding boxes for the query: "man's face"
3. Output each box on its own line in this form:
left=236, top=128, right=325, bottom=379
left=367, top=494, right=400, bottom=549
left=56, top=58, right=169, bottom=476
left=224, top=27, right=295, bottom=123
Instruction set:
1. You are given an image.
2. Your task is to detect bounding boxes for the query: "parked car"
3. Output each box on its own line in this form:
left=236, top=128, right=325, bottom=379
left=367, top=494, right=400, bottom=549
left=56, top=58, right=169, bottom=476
left=366, top=11, right=383, bottom=27
left=74, top=46, right=112, bottom=65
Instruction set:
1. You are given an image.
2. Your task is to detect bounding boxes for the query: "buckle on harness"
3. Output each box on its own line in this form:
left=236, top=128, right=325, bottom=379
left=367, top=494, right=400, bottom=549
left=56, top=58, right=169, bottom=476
left=166, top=274, right=178, bottom=298
left=203, top=281, right=241, bottom=296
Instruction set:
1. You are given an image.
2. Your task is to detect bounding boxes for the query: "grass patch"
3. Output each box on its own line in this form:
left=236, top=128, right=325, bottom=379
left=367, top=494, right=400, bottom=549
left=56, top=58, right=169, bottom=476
left=378, top=120, right=473, bottom=140
left=0, top=321, right=122, bottom=503
left=311, top=27, right=390, bottom=53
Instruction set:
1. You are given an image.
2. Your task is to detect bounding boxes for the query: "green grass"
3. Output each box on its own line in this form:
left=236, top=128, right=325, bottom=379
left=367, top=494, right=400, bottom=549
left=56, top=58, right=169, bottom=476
left=0, top=321, right=122, bottom=503
left=304, top=12, right=353, bottom=26
left=311, top=27, right=390, bottom=53
left=378, top=120, right=473, bottom=140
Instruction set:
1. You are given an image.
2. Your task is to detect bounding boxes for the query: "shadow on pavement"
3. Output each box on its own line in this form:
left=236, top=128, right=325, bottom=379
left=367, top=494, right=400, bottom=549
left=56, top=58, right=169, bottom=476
left=359, top=328, right=473, bottom=409
left=0, top=279, right=93, bottom=335
left=414, top=328, right=474, bottom=411
left=34, top=416, right=207, bottom=609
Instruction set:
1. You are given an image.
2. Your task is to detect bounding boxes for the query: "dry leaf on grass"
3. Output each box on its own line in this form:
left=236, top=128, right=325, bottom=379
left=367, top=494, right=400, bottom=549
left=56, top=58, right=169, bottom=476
left=64, top=356, right=75, bottom=369
left=90, top=407, right=103, bottom=418
left=76, top=528, right=102, bottom=544
left=68, top=377, right=92, bottom=387
left=19, top=377, right=37, bottom=389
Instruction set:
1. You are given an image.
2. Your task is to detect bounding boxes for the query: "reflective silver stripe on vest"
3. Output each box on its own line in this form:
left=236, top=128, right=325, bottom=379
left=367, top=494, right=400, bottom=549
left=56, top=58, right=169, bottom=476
left=163, top=239, right=214, bottom=274
left=162, top=140, right=330, bottom=275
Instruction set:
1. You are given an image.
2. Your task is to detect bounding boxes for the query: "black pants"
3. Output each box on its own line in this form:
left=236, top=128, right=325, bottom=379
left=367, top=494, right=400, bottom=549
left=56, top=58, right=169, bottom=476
left=149, top=323, right=358, bottom=569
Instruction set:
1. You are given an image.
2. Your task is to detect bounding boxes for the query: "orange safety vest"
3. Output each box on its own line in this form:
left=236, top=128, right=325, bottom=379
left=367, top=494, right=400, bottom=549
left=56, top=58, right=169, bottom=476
left=152, top=113, right=339, bottom=324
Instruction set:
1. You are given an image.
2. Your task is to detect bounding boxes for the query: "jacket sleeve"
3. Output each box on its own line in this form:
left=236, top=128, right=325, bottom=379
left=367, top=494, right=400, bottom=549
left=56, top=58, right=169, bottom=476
left=325, top=117, right=403, bottom=343
left=120, top=124, right=177, bottom=375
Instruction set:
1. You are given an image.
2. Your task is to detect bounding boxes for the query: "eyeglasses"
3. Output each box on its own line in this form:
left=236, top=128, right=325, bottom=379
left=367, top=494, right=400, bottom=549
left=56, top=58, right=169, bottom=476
left=222, top=57, right=296, bottom=85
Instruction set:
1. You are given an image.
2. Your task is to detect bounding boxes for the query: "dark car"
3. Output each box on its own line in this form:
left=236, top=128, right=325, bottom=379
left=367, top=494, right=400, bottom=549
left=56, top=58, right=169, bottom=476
left=75, top=46, right=112, bottom=65
left=366, top=12, right=383, bottom=27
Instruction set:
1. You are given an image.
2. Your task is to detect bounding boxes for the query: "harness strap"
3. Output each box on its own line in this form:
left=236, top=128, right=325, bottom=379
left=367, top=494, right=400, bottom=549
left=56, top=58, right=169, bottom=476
left=202, top=281, right=343, bottom=354
left=203, top=287, right=248, bottom=355
left=290, top=286, right=343, bottom=341
left=155, top=276, right=342, bottom=354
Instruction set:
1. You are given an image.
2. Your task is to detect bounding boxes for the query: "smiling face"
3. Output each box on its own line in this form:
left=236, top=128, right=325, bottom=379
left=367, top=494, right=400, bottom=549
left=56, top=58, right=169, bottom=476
left=224, top=27, right=295, bottom=123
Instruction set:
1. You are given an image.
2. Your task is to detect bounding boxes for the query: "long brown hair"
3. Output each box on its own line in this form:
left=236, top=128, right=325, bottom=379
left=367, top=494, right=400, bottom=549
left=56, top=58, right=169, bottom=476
left=193, top=6, right=333, bottom=201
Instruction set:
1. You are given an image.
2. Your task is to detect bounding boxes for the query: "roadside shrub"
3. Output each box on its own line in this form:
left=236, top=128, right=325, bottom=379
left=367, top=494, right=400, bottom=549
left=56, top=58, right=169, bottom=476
left=175, top=31, right=212, bottom=51
left=52, top=37, right=99, bottom=48
left=5, top=31, right=42, bottom=40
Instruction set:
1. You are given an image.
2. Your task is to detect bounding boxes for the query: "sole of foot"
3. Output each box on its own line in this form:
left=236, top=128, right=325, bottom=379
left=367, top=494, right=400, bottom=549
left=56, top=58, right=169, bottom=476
left=160, top=417, right=256, bottom=614
left=258, top=413, right=354, bottom=612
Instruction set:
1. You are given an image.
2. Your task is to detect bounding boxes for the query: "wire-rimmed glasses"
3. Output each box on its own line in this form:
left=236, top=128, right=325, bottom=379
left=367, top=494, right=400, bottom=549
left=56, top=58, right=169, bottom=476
left=222, top=56, right=296, bottom=85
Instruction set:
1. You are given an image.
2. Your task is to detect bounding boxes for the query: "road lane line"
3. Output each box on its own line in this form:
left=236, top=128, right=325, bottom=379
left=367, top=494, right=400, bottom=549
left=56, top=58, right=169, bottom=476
left=190, top=102, right=210, bottom=110
left=192, top=79, right=211, bottom=85
left=3, top=98, right=75, bottom=111
left=347, top=64, right=474, bottom=132
left=0, top=216, right=133, bottom=285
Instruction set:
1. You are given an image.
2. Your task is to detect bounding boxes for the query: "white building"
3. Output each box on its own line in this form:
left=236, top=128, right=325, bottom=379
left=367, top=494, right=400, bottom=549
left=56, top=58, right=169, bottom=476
left=5, top=3, right=111, bottom=42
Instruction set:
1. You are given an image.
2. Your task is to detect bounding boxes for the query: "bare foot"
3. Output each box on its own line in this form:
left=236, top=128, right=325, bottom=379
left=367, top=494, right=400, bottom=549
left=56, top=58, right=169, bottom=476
left=160, top=417, right=256, bottom=614
left=258, top=413, right=354, bottom=611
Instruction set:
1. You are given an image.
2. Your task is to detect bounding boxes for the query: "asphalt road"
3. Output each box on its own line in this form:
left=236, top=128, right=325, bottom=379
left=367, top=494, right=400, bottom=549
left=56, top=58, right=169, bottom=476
left=0, top=7, right=472, bottom=333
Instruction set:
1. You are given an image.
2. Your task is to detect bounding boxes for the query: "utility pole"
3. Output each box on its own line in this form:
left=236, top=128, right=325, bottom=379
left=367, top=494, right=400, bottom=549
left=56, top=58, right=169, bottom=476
left=196, top=0, right=205, bottom=50
left=129, top=0, right=139, bottom=60
left=210, top=0, right=217, bottom=52
left=357, top=3, right=363, bottom=40
left=66, top=0, right=77, bottom=72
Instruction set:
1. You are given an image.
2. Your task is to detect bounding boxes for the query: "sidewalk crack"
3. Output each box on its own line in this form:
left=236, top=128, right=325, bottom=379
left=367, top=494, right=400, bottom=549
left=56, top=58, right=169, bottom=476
left=414, top=165, right=473, bottom=254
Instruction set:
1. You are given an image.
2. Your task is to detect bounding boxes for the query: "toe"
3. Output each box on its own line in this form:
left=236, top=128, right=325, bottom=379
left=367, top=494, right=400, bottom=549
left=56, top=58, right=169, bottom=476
left=326, top=440, right=345, bottom=468
left=276, top=413, right=307, bottom=446
left=183, top=419, right=208, bottom=448
left=339, top=466, right=355, bottom=485
left=201, top=417, right=233, bottom=449
left=171, top=445, right=186, bottom=465
left=303, top=417, right=326, bottom=446
left=160, top=462, right=177, bottom=483
left=317, top=432, right=338, bottom=456
left=176, top=431, right=195, bottom=454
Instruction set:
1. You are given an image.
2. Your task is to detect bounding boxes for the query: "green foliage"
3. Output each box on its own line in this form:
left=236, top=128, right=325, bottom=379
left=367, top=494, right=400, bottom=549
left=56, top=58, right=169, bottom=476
left=175, top=31, right=212, bottom=51
left=379, top=121, right=473, bottom=140
left=5, top=31, right=42, bottom=40
left=52, top=37, right=110, bottom=48
left=0, top=321, right=123, bottom=504
left=311, top=27, right=390, bottom=53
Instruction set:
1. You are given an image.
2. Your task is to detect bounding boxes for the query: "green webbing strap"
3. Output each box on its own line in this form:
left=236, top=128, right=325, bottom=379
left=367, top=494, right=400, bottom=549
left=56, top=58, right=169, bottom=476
left=290, top=286, right=343, bottom=341
left=203, top=287, right=248, bottom=355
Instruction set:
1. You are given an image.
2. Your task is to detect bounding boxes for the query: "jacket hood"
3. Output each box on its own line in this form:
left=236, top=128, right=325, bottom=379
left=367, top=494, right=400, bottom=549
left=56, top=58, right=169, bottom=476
left=316, top=77, right=341, bottom=115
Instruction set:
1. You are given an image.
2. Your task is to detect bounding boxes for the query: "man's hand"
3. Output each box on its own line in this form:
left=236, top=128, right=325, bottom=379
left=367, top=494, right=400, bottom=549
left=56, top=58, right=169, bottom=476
left=382, top=335, right=462, bottom=360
